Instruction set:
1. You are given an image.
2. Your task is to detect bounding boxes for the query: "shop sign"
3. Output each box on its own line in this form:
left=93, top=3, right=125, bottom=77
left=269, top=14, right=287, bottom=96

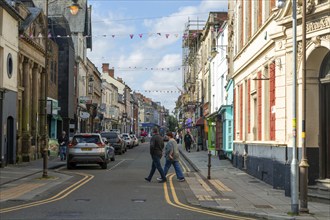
left=79, top=96, right=92, bottom=104
left=80, top=111, right=90, bottom=119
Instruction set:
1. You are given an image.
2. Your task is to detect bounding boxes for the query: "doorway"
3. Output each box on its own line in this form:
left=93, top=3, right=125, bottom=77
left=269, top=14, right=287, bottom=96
left=6, top=116, right=15, bottom=165
left=319, top=51, right=330, bottom=179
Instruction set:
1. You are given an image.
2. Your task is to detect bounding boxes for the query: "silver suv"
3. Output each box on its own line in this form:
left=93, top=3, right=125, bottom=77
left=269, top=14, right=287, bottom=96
left=67, top=133, right=110, bottom=169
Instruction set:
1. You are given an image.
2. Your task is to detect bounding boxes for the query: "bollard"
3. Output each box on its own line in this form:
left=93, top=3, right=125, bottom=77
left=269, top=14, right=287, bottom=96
left=207, top=150, right=211, bottom=179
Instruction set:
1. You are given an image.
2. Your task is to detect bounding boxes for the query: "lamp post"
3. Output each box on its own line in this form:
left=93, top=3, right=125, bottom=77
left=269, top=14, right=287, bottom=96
left=277, top=0, right=298, bottom=214
left=299, top=0, right=309, bottom=213
left=42, top=0, right=81, bottom=178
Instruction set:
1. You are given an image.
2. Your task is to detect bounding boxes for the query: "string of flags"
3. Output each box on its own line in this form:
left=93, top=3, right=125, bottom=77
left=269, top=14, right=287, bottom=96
left=19, top=27, right=223, bottom=40
left=109, top=66, right=181, bottom=72
left=133, top=90, right=181, bottom=93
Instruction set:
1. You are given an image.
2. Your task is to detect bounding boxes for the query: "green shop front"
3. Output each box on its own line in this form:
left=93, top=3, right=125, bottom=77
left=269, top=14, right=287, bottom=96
left=218, top=105, right=233, bottom=160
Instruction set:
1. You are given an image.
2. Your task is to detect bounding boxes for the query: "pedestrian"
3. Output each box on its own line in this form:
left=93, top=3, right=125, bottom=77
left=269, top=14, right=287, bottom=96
left=58, top=131, right=69, bottom=161
left=159, top=131, right=185, bottom=182
left=145, top=127, right=167, bottom=183
left=184, top=131, right=194, bottom=152
left=175, top=132, right=180, bottom=144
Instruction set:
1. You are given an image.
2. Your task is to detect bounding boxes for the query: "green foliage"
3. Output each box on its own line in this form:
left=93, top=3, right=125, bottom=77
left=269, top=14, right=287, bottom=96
left=167, top=115, right=178, bottom=132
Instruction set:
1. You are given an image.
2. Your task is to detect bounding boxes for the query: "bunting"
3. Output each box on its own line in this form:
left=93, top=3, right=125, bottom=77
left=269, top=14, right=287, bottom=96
left=111, top=66, right=181, bottom=71
left=18, top=30, right=218, bottom=40
left=133, top=90, right=181, bottom=93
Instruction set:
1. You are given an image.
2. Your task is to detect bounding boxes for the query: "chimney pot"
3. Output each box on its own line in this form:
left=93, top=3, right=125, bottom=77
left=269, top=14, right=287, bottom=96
left=102, top=63, right=109, bottom=73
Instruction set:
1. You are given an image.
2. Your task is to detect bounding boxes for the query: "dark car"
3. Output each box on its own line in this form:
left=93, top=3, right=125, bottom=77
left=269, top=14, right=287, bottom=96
left=67, top=133, right=110, bottom=169
left=100, top=131, right=126, bottom=154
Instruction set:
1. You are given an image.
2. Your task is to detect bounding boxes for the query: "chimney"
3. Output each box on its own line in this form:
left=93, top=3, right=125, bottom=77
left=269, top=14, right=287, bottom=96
left=102, top=63, right=109, bottom=73
left=108, top=68, right=114, bottom=78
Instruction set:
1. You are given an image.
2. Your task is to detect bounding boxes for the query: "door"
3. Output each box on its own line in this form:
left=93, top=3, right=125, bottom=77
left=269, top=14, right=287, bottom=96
left=320, top=51, right=330, bottom=179
left=6, top=117, right=14, bottom=164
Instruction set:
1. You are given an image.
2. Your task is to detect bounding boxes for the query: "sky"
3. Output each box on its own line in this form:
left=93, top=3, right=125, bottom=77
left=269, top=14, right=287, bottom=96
left=87, top=0, right=228, bottom=113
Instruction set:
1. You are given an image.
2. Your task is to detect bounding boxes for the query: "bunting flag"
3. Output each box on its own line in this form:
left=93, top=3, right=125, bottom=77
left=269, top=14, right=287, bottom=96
left=18, top=30, right=213, bottom=40
left=111, top=66, right=182, bottom=71
left=133, top=90, right=181, bottom=93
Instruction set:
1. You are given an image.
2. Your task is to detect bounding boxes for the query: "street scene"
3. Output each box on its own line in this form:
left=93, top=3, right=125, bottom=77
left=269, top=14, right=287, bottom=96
left=1, top=0, right=330, bottom=220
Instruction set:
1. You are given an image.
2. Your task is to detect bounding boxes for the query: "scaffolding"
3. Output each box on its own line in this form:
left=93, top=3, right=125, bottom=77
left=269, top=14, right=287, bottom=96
left=182, top=18, right=205, bottom=90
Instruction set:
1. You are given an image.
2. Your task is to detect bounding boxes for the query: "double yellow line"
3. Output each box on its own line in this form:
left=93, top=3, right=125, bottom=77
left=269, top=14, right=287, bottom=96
left=163, top=174, right=255, bottom=219
left=0, top=172, right=94, bottom=214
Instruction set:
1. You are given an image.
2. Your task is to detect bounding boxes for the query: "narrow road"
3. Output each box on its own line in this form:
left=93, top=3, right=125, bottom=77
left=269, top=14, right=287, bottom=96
left=0, top=142, right=256, bottom=220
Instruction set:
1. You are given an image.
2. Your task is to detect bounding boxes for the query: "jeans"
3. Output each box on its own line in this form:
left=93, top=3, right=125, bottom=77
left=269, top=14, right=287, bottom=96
left=185, top=143, right=191, bottom=152
left=59, top=146, right=67, bottom=160
left=146, top=155, right=166, bottom=181
left=163, top=159, right=185, bottom=180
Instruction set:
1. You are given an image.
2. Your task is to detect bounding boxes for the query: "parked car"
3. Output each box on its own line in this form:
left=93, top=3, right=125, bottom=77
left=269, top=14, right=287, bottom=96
left=109, top=129, right=120, bottom=134
left=130, top=134, right=139, bottom=146
left=102, top=137, right=115, bottom=161
left=100, top=131, right=126, bottom=154
left=123, top=136, right=133, bottom=149
left=67, top=133, right=110, bottom=169
left=121, top=133, right=134, bottom=149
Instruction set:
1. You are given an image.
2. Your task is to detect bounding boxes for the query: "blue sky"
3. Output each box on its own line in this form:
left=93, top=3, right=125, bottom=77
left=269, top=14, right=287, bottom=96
left=87, top=0, right=228, bottom=113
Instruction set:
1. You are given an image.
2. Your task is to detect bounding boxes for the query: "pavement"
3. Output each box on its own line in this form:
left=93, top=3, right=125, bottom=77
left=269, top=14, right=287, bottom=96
left=178, top=145, right=330, bottom=220
left=0, top=148, right=329, bottom=220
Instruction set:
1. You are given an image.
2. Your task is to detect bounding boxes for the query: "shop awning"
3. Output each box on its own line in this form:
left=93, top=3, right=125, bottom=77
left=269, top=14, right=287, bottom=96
left=195, top=117, right=204, bottom=126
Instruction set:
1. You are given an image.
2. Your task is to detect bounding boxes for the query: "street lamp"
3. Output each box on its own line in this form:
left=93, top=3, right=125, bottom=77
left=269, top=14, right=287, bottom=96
left=42, top=0, right=81, bottom=178
left=277, top=0, right=298, bottom=215
left=278, top=0, right=309, bottom=214
left=68, top=0, right=82, bottom=15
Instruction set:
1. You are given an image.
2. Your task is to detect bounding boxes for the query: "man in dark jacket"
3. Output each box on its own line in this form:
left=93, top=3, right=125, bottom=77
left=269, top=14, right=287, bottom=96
left=184, top=131, right=194, bottom=152
left=145, top=127, right=167, bottom=183
left=58, top=131, right=69, bottom=161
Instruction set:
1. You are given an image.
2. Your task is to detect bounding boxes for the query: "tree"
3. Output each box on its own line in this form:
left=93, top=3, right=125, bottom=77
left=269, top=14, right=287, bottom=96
left=167, top=115, right=178, bottom=132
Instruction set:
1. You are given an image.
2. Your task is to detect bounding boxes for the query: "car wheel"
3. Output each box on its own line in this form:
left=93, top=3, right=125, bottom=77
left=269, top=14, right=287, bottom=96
left=101, top=162, right=107, bottom=169
left=67, top=162, right=75, bottom=169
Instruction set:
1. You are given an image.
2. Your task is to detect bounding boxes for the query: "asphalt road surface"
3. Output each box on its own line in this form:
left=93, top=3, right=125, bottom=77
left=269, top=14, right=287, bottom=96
left=0, top=142, right=255, bottom=220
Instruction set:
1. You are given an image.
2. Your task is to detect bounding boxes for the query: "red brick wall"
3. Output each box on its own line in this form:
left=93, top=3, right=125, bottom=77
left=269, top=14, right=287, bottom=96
left=269, top=62, right=276, bottom=140
left=248, top=79, right=251, bottom=133
left=240, top=0, right=244, bottom=48
left=257, top=71, right=262, bottom=140
left=240, top=84, right=243, bottom=140
left=258, top=0, right=262, bottom=28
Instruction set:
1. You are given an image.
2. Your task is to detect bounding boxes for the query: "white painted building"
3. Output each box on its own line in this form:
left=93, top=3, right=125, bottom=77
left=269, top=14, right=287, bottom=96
left=0, top=0, right=21, bottom=166
left=229, top=0, right=330, bottom=194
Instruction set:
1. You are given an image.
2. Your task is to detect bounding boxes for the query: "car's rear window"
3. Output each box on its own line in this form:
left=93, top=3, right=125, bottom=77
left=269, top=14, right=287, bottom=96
left=101, top=132, right=118, bottom=138
left=72, top=135, right=100, bottom=143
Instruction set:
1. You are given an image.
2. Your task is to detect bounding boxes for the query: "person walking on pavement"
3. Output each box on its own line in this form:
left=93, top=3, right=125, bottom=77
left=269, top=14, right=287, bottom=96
left=158, top=131, right=185, bottom=182
left=184, top=130, right=194, bottom=152
left=58, top=131, right=69, bottom=161
left=145, top=127, right=167, bottom=183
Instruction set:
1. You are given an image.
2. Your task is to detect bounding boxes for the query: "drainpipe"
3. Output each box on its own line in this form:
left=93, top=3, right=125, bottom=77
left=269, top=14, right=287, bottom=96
left=299, top=0, right=309, bottom=213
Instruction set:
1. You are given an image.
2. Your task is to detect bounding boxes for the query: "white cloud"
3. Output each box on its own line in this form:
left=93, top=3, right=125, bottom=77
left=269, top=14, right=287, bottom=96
left=87, top=0, right=228, bottom=112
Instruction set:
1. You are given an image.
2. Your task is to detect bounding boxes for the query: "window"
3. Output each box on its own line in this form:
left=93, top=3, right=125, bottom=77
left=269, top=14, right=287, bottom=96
left=7, top=53, right=13, bottom=78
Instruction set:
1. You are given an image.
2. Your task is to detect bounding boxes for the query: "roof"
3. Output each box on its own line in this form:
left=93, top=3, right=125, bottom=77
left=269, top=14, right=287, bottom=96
left=32, top=0, right=92, bottom=49
left=0, top=0, right=22, bottom=20
left=19, top=7, right=42, bottom=32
